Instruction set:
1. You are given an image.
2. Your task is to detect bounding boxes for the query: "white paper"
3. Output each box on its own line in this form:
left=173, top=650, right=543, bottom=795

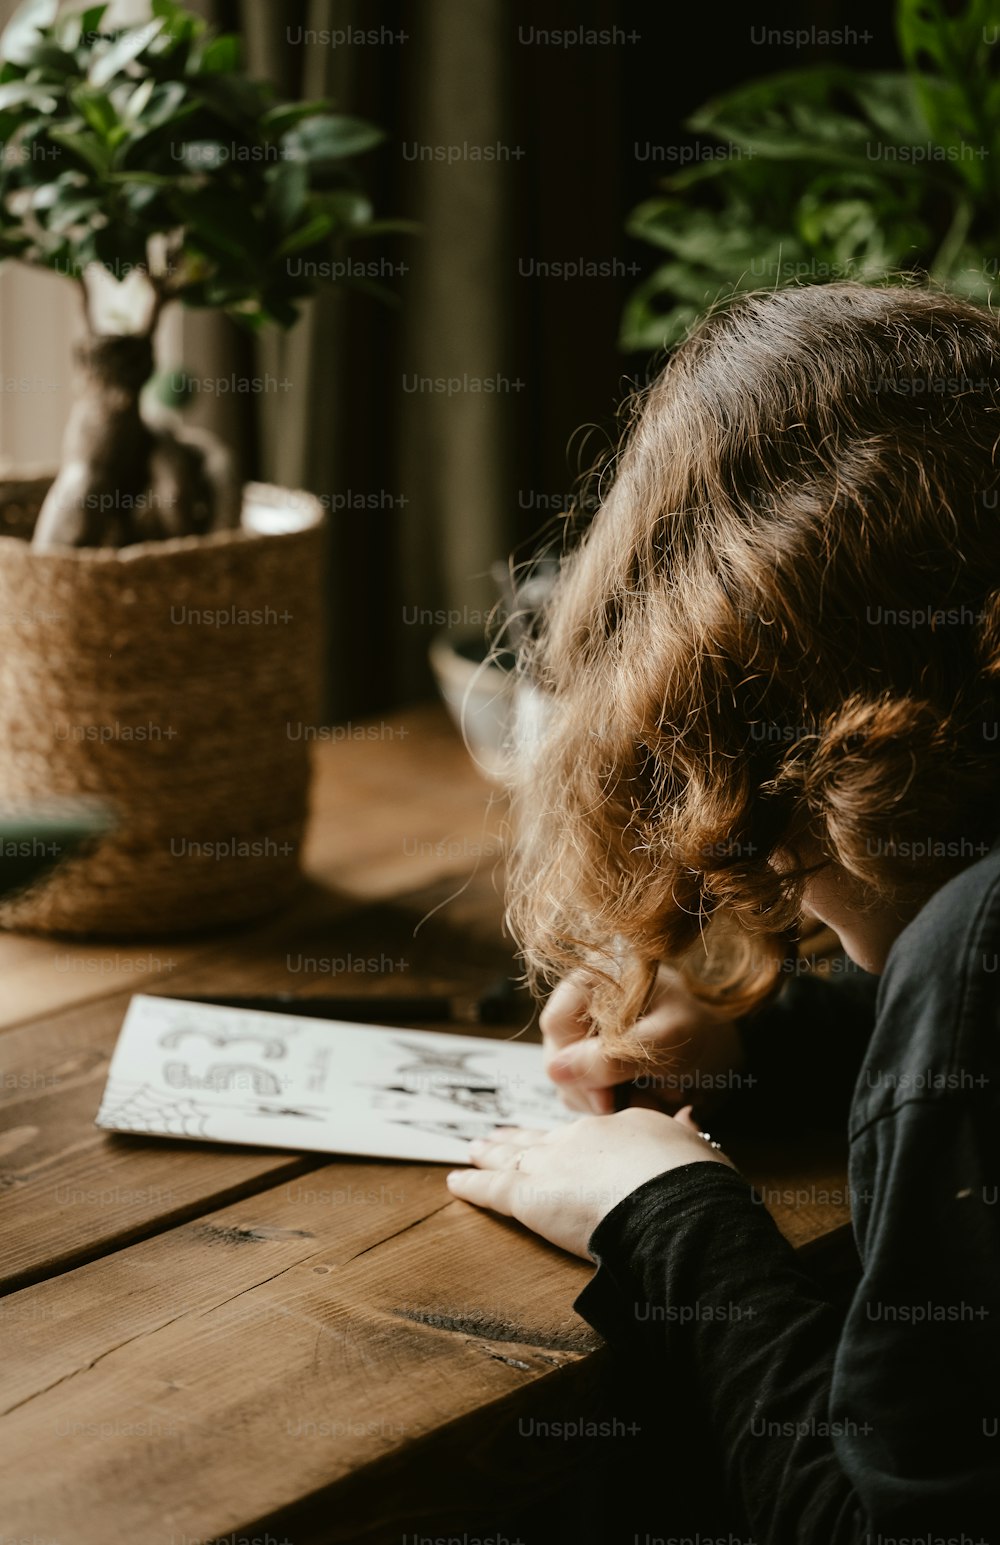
left=95, top=995, right=575, bottom=1164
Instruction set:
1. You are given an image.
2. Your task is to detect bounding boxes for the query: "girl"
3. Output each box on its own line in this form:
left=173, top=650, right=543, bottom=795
left=446, top=283, right=1000, bottom=1539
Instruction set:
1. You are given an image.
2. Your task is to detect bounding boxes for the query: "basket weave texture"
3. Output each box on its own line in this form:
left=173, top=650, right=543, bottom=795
left=0, top=477, right=325, bottom=936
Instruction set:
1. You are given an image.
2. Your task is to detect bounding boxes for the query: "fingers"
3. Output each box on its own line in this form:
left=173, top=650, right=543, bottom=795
left=540, top=970, right=703, bottom=1115
left=546, top=1035, right=640, bottom=1092
left=446, top=1165, right=515, bottom=1214
left=540, top=978, right=632, bottom=1110
left=558, top=1083, right=616, bottom=1115
left=465, top=1128, right=548, bottom=1167
left=483, top=1125, right=550, bottom=1152
left=538, top=973, right=593, bottom=1050
left=445, top=1126, right=551, bottom=1213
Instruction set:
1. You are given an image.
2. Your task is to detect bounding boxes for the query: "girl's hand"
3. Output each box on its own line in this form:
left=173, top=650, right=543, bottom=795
left=445, top=1105, right=735, bottom=1260
left=540, top=964, right=746, bottom=1116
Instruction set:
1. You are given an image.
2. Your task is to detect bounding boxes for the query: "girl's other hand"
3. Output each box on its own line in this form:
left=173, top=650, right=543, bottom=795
left=540, top=964, right=746, bottom=1116
left=446, top=1105, right=735, bottom=1260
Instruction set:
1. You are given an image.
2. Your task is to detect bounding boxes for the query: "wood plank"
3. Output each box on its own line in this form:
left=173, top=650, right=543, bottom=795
left=0, top=1146, right=853, bottom=1543
left=733, top=1130, right=853, bottom=1244
left=0, top=931, right=193, bottom=1033
left=302, top=702, right=506, bottom=902
left=0, top=1161, right=452, bottom=1414
left=0, top=870, right=520, bottom=1293
left=0, top=1185, right=598, bottom=1545
left=248, top=1354, right=620, bottom=1545
left=0, top=695, right=859, bottom=1544
left=0, top=851, right=851, bottom=1294
left=0, top=703, right=498, bottom=1032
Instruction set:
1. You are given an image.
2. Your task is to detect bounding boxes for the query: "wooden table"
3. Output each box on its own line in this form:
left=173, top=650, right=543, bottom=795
left=0, top=705, right=852, bottom=1544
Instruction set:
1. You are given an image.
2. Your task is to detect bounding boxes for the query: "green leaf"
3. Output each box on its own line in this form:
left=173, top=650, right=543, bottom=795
left=192, top=71, right=269, bottom=128
left=261, top=99, right=336, bottom=136
left=275, top=213, right=335, bottom=257
left=897, top=0, right=997, bottom=88
left=5, top=38, right=73, bottom=71
left=282, top=115, right=383, bottom=166
left=849, top=66, right=935, bottom=146
left=194, top=33, right=240, bottom=75
left=70, top=86, right=119, bottom=140
left=123, top=77, right=154, bottom=122
left=88, top=18, right=163, bottom=89
left=947, top=248, right=1000, bottom=305
left=57, top=6, right=110, bottom=52
left=689, top=68, right=941, bottom=178
left=28, top=178, right=62, bottom=210
left=0, top=0, right=61, bottom=67
left=0, top=79, right=57, bottom=112
left=92, top=217, right=148, bottom=270
left=117, top=179, right=162, bottom=215
left=170, top=188, right=262, bottom=266
left=46, top=194, right=101, bottom=233
left=175, top=139, right=228, bottom=171
left=256, top=290, right=300, bottom=327
left=47, top=125, right=111, bottom=175
left=131, top=79, right=188, bottom=131
left=314, top=187, right=373, bottom=226
left=1, top=121, right=75, bottom=185
left=896, top=0, right=1000, bottom=196
left=105, top=169, right=173, bottom=187
left=0, top=0, right=401, bottom=335
left=265, top=158, right=308, bottom=231
left=79, top=6, right=110, bottom=38
left=0, top=807, right=113, bottom=903
left=620, top=279, right=702, bottom=353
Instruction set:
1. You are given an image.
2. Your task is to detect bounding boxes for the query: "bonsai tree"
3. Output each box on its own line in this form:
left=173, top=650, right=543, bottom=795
left=621, top=0, right=1000, bottom=352
left=0, top=0, right=395, bottom=548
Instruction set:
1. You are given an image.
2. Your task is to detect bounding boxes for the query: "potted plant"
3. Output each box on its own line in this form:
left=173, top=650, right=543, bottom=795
left=0, top=0, right=397, bottom=935
left=621, top=0, right=1000, bottom=352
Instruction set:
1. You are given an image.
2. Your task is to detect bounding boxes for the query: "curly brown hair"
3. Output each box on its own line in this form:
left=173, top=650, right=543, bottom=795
left=508, top=282, right=1000, bottom=1048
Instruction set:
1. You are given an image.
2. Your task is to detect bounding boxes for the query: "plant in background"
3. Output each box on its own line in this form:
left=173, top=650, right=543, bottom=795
left=0, top=0, right=398, bottom=548
left=622, top=0, right=1000, bottom=352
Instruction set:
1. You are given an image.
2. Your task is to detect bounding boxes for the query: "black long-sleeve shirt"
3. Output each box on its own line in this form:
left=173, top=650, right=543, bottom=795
left=573, top=841, right=1000, bottom=1542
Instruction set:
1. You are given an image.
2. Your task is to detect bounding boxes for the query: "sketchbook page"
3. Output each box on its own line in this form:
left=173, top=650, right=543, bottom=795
left=95, top=994, right=577, bottom=1164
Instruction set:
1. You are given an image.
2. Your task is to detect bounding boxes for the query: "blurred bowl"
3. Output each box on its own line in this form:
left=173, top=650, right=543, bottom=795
left=429, top=632, right=552, bottom=782
left=428, top=633, right=517, bottom=780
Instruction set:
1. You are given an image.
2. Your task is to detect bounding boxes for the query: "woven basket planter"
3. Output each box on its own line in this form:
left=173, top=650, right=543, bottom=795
left=0, top=473, right=325, bottom=937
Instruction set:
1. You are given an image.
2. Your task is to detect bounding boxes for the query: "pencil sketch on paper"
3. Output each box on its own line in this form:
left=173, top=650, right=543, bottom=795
left=364, top=1037, right=522, bottom=1117
left=163, top=1061, right=284, bottom=1097
left=249, top=1103, right=327, bottom=1120
left=97, top=995, right=574, bottom=1162
left=157, top=1017, right=289, bottom=1059
left=96, top=1080, right=215, bottom=1138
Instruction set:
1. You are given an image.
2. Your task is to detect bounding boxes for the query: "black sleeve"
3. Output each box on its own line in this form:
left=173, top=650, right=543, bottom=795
left=830, top=1095, right=1000, bottom=1536
left=737, top=967, right=880, bottom=1125
left=574, top=1103, right=1000, bottom=1541
left=574, top=1161, right=867, bottom=1544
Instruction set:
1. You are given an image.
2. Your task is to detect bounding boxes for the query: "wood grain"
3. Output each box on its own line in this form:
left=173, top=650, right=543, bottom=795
left=0, top=704, right=504, bottom=1033
left=0, top=871, right=522, bottom=1293
left=0, top=1176, right=598, bottom=1545
left=0, top=702, right=854, bottom=1542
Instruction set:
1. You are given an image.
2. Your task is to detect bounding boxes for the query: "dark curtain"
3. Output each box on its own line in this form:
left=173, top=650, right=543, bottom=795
left=182, top=0, right=898, bottom=720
